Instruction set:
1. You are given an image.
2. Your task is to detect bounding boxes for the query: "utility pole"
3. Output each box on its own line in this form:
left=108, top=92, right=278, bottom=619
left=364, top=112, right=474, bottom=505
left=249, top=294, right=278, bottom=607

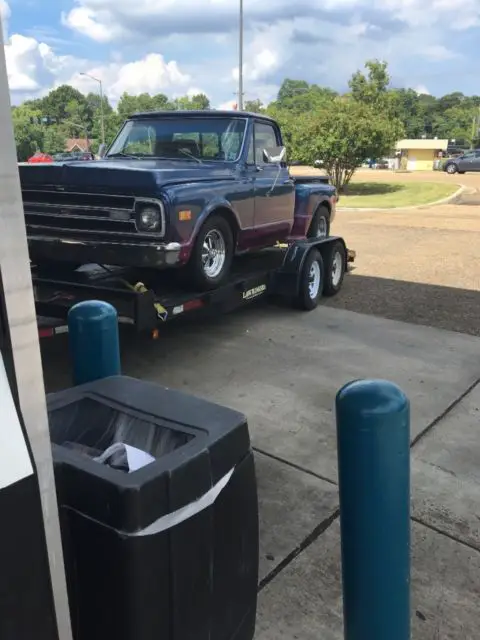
left=238, top=0, right=244, bottom=111
left=80, top=72, right=106, bottom=146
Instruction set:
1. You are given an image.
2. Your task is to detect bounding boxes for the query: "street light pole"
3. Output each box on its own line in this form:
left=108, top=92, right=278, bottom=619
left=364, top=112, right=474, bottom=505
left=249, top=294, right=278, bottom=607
left=238, top=0, right=244, bottom=111
left=80, top=72, right=105, bottom=146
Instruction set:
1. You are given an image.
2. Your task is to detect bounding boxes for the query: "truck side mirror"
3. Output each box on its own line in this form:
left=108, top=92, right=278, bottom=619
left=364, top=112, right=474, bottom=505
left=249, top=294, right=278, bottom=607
left=263, top=146, right=286, bottom=164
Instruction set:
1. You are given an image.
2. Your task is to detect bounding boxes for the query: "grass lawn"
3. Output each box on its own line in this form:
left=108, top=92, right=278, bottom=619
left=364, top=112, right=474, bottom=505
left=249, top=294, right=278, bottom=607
left=340, top=181, right=459, bottom=208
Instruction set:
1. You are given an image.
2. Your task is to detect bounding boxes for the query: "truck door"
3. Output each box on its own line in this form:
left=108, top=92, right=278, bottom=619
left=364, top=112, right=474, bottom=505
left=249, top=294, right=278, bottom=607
left=252, top=121, right=295, bottom=244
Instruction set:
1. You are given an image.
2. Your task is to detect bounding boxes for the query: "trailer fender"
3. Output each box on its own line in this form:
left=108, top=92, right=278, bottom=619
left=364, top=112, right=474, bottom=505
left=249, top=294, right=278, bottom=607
left=273, top=236, right=347, bottom=297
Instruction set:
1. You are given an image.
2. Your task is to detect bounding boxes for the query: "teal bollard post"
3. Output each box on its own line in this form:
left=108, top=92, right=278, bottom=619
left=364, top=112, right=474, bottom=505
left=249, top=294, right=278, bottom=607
left=336, top=379, right=410, bottom=640
left=68, top=300, right=121, bottom=386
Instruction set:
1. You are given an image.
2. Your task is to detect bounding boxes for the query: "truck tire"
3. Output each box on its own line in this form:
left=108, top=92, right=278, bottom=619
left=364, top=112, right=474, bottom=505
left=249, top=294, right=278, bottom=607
left=307, top=205, right=330, bottom=239
left=188, top=215, right=234, bottom=291
left=294, top=249, right=324, bottom=310
left=322, top=240, right=346, bottom=297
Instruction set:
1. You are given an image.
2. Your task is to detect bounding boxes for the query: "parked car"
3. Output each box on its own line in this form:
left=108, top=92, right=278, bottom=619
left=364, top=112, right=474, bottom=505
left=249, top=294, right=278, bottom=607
left=27, top=152, right=53, bottom=164
left=20, top=110, right=337, bottom=290
left=444, top=150, right=480, bottom=174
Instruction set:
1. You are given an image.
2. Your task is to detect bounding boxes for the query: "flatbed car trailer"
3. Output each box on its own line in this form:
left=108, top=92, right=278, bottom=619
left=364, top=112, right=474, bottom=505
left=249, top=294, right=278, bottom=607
left=33, top=237, right=355, bottom=339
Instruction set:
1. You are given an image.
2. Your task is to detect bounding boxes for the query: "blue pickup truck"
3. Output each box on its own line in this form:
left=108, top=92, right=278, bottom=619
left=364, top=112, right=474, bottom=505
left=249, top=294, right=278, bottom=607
left=22, top=110, right=337, bottom=290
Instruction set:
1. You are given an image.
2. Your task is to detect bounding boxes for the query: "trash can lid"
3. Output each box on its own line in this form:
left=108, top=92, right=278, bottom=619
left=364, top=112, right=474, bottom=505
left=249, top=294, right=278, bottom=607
left=48, top=376, right=251, bottom=533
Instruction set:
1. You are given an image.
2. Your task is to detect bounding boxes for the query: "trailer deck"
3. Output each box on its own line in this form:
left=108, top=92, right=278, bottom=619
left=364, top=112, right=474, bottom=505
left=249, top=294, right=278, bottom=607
left=33, top=238, right=355, bottom=338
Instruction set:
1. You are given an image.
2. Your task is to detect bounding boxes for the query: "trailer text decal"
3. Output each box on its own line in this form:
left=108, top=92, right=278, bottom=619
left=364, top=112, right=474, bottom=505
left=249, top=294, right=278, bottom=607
left=242, top=284, right=267, bottom=300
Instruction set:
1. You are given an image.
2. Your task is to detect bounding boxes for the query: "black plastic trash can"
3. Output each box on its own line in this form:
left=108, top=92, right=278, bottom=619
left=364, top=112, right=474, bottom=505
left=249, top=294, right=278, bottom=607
left=47, top=375, right=258, bottom=640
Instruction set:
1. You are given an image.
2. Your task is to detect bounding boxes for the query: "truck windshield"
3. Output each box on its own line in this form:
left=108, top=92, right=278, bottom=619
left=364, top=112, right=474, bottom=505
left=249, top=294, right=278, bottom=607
left=107, top=117, right=247, bottom=162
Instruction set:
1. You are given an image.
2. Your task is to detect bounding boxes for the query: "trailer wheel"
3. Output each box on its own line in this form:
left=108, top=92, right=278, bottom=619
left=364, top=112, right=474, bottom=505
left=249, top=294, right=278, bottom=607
left=294, top=249, right=324, bottom=310
left=322, top=240, right=346, bottom=297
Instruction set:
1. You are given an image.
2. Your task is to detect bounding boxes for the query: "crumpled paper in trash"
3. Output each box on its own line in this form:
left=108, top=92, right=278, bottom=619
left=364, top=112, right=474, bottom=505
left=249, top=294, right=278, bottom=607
left=93, top=442, right=155, bottom=473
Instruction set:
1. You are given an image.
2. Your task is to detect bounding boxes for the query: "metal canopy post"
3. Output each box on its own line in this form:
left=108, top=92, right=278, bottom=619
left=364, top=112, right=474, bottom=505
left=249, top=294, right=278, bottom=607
left=0, top=17, right=73, bottom=640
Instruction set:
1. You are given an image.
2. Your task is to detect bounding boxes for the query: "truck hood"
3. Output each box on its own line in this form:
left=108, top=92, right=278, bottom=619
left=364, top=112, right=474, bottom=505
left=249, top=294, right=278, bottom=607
left=19, top=158, right=234, bottom=193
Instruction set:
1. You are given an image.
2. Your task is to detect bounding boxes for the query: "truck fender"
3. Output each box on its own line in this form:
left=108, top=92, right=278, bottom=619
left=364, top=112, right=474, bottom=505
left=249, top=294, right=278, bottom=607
left=192, top=198, right=241, bottom=238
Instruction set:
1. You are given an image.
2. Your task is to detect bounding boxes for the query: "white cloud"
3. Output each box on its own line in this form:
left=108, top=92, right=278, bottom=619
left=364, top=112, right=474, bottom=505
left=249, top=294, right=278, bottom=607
left=61, top=6, right=122, bottom=43
left=68, top=53, right=191, bottom=101
left=62, top=0, right=480, bottom=44
left=415, top=85, right=430, bottom=95
left=421, top=44, right=458, bottom=61
left=5, top=35, right=54, bottom=92
left=382, top=0, right=480, bottom=30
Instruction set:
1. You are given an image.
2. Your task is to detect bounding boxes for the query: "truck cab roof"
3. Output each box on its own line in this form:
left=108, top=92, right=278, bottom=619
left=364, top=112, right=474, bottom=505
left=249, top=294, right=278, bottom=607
left=129, top=109, right=277, bottom=124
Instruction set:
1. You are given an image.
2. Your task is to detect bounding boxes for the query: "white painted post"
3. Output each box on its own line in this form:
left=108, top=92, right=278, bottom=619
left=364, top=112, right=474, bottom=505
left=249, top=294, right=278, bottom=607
left=0, top=15, right=73, bottom=640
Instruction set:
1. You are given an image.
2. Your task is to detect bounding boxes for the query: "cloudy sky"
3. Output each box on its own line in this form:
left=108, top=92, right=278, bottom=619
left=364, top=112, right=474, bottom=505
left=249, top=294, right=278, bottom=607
left=2, top=0, right=480, bottom=108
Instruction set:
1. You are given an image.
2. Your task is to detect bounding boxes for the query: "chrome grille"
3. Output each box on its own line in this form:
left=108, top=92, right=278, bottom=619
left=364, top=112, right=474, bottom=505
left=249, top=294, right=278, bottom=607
left=22, top=189, right=164, bottom=237
left=22, top=189, right=138, bottom=236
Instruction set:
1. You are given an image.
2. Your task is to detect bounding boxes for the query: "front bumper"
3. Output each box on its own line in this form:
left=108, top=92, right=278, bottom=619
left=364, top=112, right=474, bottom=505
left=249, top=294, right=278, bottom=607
left=28, top=235, right=182, bottom=269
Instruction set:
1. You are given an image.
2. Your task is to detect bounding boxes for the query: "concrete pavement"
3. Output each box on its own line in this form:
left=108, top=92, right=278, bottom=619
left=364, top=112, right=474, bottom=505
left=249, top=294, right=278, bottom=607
left=40, top=302, right=480, bottom=639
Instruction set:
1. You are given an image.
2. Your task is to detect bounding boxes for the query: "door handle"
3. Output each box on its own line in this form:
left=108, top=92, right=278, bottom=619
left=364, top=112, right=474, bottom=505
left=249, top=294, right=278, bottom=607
left=255, top=165, right=263, bottom=172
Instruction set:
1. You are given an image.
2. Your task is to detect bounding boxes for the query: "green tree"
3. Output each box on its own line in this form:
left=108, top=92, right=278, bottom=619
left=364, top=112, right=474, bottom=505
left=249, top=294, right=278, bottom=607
left=244, top=99, right=265, bottom=113
left=273, top=80, right=336, bottom=113
left=277, top=79, right=310, bottom=102
left=390, top=88, right=425, bottom=137
left=348, top=59, right=391, bottom=109
left=151, top=93, right=174, bottom=110
left=173, top=93, right=210, bottom=110
left=11, top=104, right=44, bottom=160
left=289, top=98, right=404, bottom=191
left=42, top=126, right=66, bottom=155
left=39, top=85, right=93, bottom=125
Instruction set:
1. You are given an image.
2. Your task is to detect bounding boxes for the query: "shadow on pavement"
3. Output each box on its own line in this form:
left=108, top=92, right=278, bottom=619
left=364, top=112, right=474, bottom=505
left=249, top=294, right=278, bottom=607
left=326, top=273, right=480, bottom=337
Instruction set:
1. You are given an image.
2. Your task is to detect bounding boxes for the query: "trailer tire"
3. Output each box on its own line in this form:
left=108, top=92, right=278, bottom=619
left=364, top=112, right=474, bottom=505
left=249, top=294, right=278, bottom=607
left=307, top=205, right=330, bottom=239
left=187, top=215, right=234, bottom=291
left=322, top=240, right=346, bottom=297
left=294, top=249, right=324, bottom=310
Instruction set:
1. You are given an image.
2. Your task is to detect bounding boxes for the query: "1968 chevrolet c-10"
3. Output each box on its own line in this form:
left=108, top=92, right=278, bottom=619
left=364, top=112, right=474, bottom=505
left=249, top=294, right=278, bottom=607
left=21, top=110, right=337, bottom=290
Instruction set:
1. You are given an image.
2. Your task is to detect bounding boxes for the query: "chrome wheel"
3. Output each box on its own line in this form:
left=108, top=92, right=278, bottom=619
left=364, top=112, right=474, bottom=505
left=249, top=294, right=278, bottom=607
left=446, top=164, right=457, bottom=174
left=308, top=260, right=321, bottom=299
left=316, top=216, right=328, bottom=239
left=202, top=229, right=226, bottom=278
left=331, top=251, right=343, bottom=287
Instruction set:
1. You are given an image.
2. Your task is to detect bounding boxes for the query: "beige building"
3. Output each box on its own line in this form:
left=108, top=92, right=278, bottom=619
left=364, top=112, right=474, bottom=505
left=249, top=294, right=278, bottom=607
left=395, top=139, right=449, bottom=171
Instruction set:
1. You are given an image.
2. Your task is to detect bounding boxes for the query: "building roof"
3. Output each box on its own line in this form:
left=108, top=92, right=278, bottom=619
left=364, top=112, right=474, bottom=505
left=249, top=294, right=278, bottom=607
left=396, top=139, right=449, bottom=151
left=65, top=137, right=90, bottom=152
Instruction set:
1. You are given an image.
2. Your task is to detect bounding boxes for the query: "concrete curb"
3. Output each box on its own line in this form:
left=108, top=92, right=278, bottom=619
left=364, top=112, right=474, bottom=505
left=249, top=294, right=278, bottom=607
left=337, top=184, right=466, bottom=212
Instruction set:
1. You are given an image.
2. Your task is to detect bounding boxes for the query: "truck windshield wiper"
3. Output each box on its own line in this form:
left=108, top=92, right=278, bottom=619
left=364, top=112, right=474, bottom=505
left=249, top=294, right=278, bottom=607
left=178, top=149, right=202, bottom=164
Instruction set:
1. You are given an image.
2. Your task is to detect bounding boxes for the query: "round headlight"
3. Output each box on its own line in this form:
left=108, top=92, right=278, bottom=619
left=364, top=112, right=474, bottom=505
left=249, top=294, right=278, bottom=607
left=137, top=206, right=160, bottom=231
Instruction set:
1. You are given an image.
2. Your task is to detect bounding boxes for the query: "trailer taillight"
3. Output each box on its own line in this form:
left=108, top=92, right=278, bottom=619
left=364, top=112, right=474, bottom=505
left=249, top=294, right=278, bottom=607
left=38, top=327, right=54, bottom=338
